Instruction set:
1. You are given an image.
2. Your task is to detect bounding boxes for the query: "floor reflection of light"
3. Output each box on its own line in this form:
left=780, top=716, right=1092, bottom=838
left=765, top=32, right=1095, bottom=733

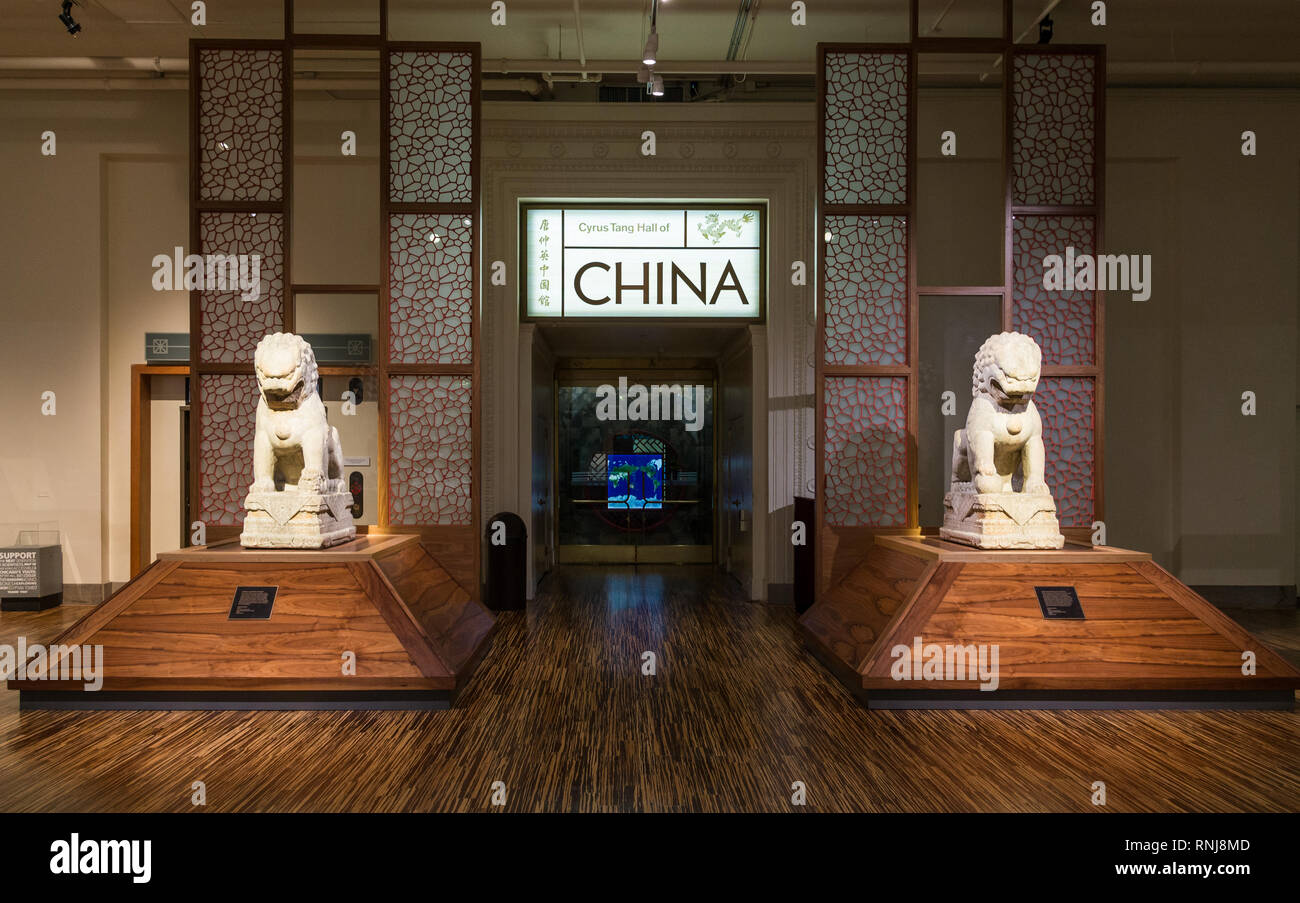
left=603, top=569, right=665, bottom=613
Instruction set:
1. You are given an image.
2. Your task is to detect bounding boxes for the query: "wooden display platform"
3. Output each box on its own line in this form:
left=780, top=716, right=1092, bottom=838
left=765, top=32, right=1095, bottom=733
left=800, top=535, right=1300, bottom=709
left=8, top=534, right=495, bottom=710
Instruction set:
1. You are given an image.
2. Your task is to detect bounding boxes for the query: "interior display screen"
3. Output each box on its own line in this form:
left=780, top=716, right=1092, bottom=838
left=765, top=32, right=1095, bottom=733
left=522, top=203, right=765, bottom=320
left=606, top=454, right=664, bottom=510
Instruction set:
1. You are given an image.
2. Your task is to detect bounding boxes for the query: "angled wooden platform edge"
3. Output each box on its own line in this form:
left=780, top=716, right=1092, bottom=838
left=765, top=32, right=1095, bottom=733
left=8, top=535, right=495, bottom=706
left=799, top=534, right=1300, bottom=706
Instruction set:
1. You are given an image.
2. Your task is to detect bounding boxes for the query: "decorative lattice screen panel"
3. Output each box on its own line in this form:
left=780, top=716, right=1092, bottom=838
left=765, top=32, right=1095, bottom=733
left=191, top=42, right=287, bottom=529
left=1009, top=49, right=1103, bottom=528
left=819, top=49, right=913, bottom=534
left=383, top=47, right=479, bottom=534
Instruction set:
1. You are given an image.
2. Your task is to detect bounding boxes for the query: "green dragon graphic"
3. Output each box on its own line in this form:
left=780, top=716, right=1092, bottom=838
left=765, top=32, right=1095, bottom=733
left=696, top=211, right=756, bottom=245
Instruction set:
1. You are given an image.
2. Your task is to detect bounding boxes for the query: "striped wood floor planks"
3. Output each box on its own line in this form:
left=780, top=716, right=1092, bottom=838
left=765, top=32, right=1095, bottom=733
left=0, top=568, right=1296, bottom=812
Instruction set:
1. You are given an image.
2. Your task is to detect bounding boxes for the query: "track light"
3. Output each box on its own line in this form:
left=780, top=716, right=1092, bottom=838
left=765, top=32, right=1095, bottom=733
left=642, top=30, right=659, bottom=66
left=650, top=74, right=665, bottom=97
left=58, top=0, right=82, bottom=37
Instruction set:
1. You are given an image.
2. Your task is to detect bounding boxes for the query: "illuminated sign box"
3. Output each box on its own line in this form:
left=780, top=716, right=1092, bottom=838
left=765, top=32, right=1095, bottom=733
left=521, top=203, right=766, bottom=321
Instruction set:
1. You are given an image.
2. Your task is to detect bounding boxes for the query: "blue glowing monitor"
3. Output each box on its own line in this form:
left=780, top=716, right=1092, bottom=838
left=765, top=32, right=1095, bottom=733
left=607, top=454, right=664, bottom=510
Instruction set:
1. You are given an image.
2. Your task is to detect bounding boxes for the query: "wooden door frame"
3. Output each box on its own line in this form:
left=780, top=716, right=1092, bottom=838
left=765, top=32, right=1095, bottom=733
left=131, top=364, right=191, bottom=577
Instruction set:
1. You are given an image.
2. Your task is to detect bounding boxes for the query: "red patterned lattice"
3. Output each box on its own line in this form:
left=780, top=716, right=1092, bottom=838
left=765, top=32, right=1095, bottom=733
left=1013, top=53, right=1096, bottom=207
left=389, top=51, right=473, bottom=204
left=824, top=215, right=907, bottom=366
left=389, top=375, right=473, bottom=525
left=824, top=377, right=907, bottom=527
left=198, top=212, right=284, bottom=364
left=389, top=214, right=473, bottom=365
left=824, top=52, right=908, bottom=206
left=1034, top=377, right=1094, bottom=528
left=1012, top=215, right=1094, bottom=366
left=197, top=373, right=257, bottom=527
left=198, top=48, right=284, bottom=203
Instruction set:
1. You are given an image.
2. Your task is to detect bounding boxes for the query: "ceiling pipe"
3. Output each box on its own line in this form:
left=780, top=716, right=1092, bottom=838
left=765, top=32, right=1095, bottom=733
left=0, top=56, right=187, bottom=71
left=926, top=0, right=961, bottom=35
left=486, top=58, right=809, bottom=76
left=572, top=0, right=589, bottom=81
left=0, top=76, right=546, bottom=94
left=486, top=77, right=544, bottom=95
left=1, top=56, right=1296, bottom=89
left=979, top=0, right=1063, bottom=82
left=726, top=0, right=756, bottom=62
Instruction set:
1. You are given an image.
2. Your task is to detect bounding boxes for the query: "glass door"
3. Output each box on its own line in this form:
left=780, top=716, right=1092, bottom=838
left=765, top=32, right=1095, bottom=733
left=555, top=368, right=715, bottom=564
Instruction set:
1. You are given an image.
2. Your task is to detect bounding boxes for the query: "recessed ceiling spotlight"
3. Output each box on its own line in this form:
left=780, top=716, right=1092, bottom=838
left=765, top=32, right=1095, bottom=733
left=58, top=0, right=82, bottom=37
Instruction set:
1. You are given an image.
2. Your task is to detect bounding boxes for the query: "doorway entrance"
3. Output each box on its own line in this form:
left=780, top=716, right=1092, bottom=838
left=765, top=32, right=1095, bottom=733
left=555, top=361, right=716, bottom=564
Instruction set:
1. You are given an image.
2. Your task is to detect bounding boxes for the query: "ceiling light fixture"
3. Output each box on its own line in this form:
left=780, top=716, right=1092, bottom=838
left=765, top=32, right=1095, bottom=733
left=1038, top=14, right=1054, bottom=45
left=642, top=31, right=658, bottom=66
left=642, top=0, right=660, bottom=66
left=650, top=74, right=665, bottom=97
left=58, top=0, right=82, bottom=37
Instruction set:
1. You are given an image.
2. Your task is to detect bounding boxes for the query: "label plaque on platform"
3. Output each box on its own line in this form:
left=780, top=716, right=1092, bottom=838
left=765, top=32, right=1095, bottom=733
left=229, top=586, right=278, bottom=620
left=1035, top=586, right=1085, bottom=619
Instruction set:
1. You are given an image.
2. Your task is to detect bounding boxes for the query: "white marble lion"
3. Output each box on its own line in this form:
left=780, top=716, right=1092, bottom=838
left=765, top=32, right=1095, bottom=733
left=950, top=331, right=1048, bottom=496
left=251, top=332, right=345, bottom=495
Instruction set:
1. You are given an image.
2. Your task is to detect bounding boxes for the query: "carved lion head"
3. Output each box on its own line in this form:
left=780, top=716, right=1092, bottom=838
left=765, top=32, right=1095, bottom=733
left=254, top=332, right=319, bottom=411
left=972, top=331, right=1042, bottom=407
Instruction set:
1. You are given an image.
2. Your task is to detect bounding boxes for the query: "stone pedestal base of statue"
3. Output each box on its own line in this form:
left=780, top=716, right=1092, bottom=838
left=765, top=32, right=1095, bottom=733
left=939, top=484, right=1064, bottom=550
left=240, top=486, right=357, bottom=549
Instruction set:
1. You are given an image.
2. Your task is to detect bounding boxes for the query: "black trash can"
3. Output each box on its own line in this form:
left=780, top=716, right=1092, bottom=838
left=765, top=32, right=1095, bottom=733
left=485, top=512, right=527, bottom=611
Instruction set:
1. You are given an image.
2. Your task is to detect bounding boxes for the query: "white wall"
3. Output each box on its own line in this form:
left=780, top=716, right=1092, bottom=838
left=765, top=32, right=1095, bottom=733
left=105, top=152, right=189, bottom=583
left=0, top=92, right=188, bottom=594
left=1104, top=90, right=1298, bottom=586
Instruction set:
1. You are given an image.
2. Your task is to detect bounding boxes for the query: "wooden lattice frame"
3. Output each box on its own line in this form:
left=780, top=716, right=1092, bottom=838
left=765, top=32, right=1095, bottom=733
left=189, top=2, right=482, bottom=594
left=816, top=1, right=1105, bottom=597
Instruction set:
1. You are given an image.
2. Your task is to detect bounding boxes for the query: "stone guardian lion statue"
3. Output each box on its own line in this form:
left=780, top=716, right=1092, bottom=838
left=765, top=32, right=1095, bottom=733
left=240, top=333, right=356, bottom=549
left=940, top=331, right=1064, bottom=549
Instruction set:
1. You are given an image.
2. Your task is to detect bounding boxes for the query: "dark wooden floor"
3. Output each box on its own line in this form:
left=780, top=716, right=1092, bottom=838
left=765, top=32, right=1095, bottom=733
left=0, top=568, right=1296, bottom=812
